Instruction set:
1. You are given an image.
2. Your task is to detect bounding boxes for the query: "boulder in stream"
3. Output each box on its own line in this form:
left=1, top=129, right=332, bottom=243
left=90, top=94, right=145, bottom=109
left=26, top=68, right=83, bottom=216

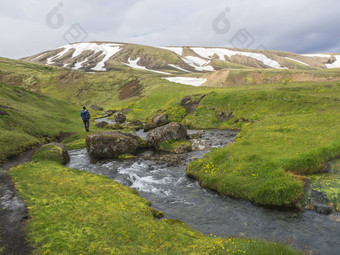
left=86, top=131, right=139, bottom=159
left=146, top=122, right=188, bottom=149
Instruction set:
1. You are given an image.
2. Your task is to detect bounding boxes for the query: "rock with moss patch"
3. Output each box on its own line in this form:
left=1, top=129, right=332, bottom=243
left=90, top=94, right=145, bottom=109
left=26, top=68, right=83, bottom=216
left=95, top=121, right=109, bottom=128
left=114, top=112, right=126, bottom=123
left=313, top=203, right=334, bottom=215
left=153, top=114, right=169, bottom=127
left=146, top=122, right=188, bottom=149
left=104, top=109, right=116, bottom=116
left=90, top=104, right=104, bottom=111
left=159, top=140, right=192, bottom=154
left=143, top=122, right=157, bottom=132
left=86, top=131, right=139, bottom=159
left=33, top=142, right=70, bottom=164
left=126, top=119, right=143, bottom=131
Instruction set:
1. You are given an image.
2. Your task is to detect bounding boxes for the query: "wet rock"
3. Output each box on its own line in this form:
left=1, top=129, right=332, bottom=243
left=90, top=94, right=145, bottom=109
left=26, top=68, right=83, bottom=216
left=311, top=189, right=330, bottom=204
left=95, top=121, right=109, bottom=128
left=114, top=112, right=126, bottom=124
left=217, top=111, right=233, bottom=122
left=130, top=119, right=143, bottom=126
left=140, top=150, right=155, bottom=160
left=127, top=119, right=144, bottom=131
left=153, top=114, right=169, bottom=127
left=329, top=212, right=340, bottom=222
left=190, top=131, right=203, bottom=139
left=190, top=139, right=212, bottom=151
left=90, top=104, right=104, bottom=111
left=146, top=122, right=188, bottom=149
left=158, top=154, right=183, bottom=166
left=86, top=131, right=139, bottom=159
left=33, top=142, right=70, bottom=164
left=144, top=122, right=157, bottom=132
left=313, top=203, right=334, bottom=215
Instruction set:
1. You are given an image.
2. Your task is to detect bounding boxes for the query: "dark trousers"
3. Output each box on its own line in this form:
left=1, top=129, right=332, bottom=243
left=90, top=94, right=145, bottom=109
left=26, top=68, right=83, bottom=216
left=83, top=119, right=90, bottom=131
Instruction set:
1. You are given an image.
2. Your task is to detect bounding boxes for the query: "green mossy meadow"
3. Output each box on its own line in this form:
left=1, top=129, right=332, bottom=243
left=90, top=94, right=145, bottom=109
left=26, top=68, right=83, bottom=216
left=1, top=56, right=339, bottom=254
left=10, top=160, right=299, bottom=254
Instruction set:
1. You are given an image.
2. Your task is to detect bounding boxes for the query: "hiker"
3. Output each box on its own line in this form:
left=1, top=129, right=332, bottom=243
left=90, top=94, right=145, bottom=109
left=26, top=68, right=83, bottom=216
left=80, top=106, right=91, bottom=132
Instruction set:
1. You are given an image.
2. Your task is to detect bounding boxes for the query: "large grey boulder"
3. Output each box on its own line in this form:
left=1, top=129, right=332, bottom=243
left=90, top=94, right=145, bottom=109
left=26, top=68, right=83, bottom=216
left=146, top=122, right=188, bottom=148
left=86, top=131, right=139, bottom=159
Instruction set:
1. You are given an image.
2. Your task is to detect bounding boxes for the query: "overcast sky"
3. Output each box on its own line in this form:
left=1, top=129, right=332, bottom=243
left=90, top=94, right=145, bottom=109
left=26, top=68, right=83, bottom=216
left=1, top=0, right=339, bottom=59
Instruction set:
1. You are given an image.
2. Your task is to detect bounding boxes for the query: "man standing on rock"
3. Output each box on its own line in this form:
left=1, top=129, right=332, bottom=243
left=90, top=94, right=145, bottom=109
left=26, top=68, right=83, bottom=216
left=80, top=106, right=91, bottom=132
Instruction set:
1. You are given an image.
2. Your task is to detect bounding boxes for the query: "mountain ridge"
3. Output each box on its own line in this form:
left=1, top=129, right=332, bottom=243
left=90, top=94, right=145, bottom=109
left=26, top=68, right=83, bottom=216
left=22, top=41, right=340, bottom=74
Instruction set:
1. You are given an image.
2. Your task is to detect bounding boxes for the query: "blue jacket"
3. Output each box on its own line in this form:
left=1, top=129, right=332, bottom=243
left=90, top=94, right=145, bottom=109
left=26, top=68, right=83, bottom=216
left=80, top=110, right=90, bottom=121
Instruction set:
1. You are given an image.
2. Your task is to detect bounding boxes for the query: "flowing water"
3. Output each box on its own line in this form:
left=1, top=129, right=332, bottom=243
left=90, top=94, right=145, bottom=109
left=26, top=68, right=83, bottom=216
left=67, top=129, right=340, bottom=255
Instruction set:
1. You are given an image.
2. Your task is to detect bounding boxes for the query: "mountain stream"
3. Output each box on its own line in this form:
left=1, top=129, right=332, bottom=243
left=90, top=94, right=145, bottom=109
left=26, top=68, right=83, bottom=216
left=67, top=129, right=340, bottom=255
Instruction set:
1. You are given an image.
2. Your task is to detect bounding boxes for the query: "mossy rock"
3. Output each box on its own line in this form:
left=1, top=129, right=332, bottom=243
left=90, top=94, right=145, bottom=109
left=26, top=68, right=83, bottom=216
left=33, top=143, right=70, bottom=164
left=159, top=140, right=192, bottom=153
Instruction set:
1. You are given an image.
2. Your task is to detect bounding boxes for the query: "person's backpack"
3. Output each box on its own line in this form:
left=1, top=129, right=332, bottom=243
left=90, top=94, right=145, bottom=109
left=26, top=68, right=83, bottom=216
left=85, top=110, right=91, bottom=120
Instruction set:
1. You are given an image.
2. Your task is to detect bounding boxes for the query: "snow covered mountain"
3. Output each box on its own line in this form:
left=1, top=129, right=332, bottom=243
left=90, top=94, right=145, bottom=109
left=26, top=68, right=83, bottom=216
left=22, top=42, right=340, bottom=74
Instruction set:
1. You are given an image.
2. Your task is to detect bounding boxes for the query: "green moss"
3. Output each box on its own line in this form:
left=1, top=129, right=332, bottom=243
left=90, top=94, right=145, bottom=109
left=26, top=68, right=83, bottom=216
left=159, top=140, right=192, bottom=153
left=118, top=154, right=137, bottom=159
left=33, top=144, right=65, bottom=164
left=308, top=159, right=340, bottom=211
left=165, top=105, right=187, bottom=122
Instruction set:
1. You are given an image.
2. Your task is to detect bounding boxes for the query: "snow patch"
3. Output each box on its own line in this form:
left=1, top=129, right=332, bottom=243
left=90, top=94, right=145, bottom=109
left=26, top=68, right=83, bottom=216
left=190, top=47, right=286, bottom=69
left=32, top=53, right=46, bottom=61
left=46, top=42, right=122, bottom=70
left=124, top=57, right=171, bottom=75
left=163, top=77, right=207, bottom=86
left=73, top=58, right=88, bottom=70
left=302, top=54, right=340, bottom=68
left=168, top=64, right=191, bottom=73
left=285, top=57, right=310, bottom=66
left=46, top=47, right=70, bottom=64
left=92, top=46, right=122, bottom=71
left=182, top=56, right=214, bottom=71
left=301, top=54, right=331, bottom=58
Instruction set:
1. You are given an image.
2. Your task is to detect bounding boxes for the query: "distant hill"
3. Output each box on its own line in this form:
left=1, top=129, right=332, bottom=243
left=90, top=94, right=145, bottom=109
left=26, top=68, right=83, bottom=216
left=21, top=42, right=340, bottom=74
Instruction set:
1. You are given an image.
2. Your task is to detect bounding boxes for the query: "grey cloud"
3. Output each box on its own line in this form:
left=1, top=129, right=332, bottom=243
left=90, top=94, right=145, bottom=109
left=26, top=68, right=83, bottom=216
left=0, top=0, right=339, bottom=59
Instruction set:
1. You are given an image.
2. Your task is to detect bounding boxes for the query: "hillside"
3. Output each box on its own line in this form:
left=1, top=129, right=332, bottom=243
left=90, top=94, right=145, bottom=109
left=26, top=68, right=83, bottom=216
left=0, top=82, right=80, bottom=162
left=22, top=42, right=340, bottom=75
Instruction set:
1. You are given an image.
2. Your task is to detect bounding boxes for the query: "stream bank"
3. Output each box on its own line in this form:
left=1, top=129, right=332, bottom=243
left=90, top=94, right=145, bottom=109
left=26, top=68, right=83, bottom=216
left=0, top=132, right=73, bottom=254
left=0, top=148, right=36, bottom=255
